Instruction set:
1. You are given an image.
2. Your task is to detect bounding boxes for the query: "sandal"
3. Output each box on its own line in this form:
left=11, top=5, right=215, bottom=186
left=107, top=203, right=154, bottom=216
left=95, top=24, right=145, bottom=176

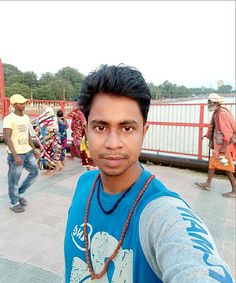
left=195, top=182, right=211, bottom=191
left=222, top=192, right=236, bottom=198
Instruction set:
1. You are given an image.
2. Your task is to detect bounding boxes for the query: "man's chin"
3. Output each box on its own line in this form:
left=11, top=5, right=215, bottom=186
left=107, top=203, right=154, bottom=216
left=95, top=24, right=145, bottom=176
left=100, top=168, right=124, bottom=177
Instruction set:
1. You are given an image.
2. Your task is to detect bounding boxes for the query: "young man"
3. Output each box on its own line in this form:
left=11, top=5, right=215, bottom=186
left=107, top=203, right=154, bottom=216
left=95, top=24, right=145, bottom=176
left=3, top=94, right=39, bottom=213
left=64, top=66, right=233, bottom=282
left=195, top=93, right=236, bottom=198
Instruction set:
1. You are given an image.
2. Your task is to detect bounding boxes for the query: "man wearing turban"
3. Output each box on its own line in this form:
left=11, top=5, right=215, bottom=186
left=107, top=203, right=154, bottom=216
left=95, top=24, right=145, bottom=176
left=195, top=93, right=236, bottom=198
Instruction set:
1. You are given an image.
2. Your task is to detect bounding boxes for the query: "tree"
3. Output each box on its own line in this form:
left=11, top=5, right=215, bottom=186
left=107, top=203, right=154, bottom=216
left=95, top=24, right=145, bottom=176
left=148, top=82, right=160, bottom=100
left=5, top=83, right=31, bottom=98
left=217, top=85, right=233, bottom=94
left=3, top=63, right=22, bottom=84
left=55, top=67, right=85, bottom=99
left=22, top=71, right=38, bottom=88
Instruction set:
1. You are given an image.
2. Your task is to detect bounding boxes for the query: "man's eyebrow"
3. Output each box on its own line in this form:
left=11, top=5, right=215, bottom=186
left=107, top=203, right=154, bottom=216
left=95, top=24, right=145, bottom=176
left=119, top=120, right=139, bottom=126
left=90, top=120, right=109, bottom=125
left=90, top=120, right=138, bottom=125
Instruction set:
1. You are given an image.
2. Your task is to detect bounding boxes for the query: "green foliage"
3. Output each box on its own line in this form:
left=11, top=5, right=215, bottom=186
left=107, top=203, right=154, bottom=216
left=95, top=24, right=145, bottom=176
left=2, top=63, right=234, bottom=101
left=189, top=86, right=216, bottom=96
left=217, top=85, right=233, bottom=94
left=55, top=67, right=85, bottom=99
left=5, top=83, right=31, bottom=98
left=150, top=80, right=191, bottom=100
left=3, top=64, right=22, bottom=83
left=3, top=64, right=85, bottom=101
left=22, top=71, right=38, bottom=88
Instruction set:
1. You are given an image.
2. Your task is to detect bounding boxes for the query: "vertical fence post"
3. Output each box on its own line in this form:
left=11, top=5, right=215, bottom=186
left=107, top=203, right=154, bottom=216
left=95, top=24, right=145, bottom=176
left=198, top=104, right=205, bottom=159
left=60, top=101, right=65, bottom=113
left=0, top=58, right=8, bottom=117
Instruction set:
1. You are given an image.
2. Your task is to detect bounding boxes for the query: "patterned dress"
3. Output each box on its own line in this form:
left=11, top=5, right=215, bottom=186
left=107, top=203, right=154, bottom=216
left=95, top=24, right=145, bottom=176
left=33, top=111, right=62, bottom=170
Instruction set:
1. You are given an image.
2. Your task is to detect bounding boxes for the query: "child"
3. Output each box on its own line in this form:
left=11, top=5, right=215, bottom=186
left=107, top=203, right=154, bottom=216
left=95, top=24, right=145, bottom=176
left=57, top=110, right=69, bottom=165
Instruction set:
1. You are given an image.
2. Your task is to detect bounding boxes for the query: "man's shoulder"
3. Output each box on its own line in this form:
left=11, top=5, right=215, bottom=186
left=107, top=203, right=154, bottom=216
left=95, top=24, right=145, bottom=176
left=219, top=107, right=233, bottom=116
left=4, top=112, right=29, bottom=120
left=3, top=112, right=14, bottom=120
left=3, top=112, right=15, bottom=127
left=78, top=169, right=100, bottom=184
left=74, top=170, right=99, bottom=198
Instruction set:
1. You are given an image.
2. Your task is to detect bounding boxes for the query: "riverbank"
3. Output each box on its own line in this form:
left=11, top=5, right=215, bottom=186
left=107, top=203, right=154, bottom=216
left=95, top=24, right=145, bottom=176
left=152, top=93, right=235, bottom=104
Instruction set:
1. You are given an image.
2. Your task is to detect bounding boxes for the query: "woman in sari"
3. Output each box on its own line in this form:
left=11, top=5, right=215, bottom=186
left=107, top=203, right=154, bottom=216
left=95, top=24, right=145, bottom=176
left=33, top=107, right=63, bottom=175
left=68, top=106, right=96, bottom=170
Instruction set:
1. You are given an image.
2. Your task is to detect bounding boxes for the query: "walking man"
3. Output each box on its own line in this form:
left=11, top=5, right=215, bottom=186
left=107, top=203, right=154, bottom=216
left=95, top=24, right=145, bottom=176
left=195, top=93, right=236, bottom=198
left=64, top=65, right=233, bottom=282
left=3, top=94, right=39, bottom=213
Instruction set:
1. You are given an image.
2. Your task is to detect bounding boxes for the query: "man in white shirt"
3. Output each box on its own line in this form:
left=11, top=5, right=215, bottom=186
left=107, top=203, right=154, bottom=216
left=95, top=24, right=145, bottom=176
left=3, top=94, right=39, bottom=213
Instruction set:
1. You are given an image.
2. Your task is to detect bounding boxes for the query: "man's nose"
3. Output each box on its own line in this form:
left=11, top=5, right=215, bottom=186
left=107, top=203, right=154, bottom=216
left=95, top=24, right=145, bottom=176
left=104, top=131, right=123, bottom=149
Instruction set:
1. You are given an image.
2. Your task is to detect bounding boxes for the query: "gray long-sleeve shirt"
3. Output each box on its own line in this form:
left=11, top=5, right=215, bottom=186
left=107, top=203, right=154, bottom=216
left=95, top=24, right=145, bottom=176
left=140, top=197, right=234, bottom=283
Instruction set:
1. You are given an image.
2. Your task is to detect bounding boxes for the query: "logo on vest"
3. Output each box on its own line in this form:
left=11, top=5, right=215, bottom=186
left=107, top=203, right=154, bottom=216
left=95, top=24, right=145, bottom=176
left=70, top=231, right=133, bottom=283
left=71, top=222, right=92, bottom=251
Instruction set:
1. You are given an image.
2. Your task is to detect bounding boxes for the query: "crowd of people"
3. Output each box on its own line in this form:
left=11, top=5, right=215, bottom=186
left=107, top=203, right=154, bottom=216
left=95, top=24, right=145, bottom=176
left=2, top=64, right=235, bottom=282
left=2, top=94, right=97, bottom=210
left=32, top=103, right=97, bottom=175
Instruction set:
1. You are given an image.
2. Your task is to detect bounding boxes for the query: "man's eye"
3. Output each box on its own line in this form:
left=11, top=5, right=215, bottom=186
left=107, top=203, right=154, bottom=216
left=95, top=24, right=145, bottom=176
left=123, top=126, right=133, bottom=132
left=95, top=125, right=106, bottom=131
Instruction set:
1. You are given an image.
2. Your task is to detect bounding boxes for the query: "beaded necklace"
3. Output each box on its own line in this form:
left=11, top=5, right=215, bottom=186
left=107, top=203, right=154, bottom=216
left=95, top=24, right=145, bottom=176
left=97, top=179, right=133, bottom=214
left=83, top=174, right=155, bottom=280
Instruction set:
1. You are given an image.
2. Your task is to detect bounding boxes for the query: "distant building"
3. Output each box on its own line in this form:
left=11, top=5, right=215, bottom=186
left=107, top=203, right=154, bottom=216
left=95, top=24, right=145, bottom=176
left=217, top=80, right=224, bottom=87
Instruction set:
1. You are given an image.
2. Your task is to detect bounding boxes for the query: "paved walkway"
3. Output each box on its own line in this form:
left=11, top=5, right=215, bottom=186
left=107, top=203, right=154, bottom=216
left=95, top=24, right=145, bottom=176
left=0, top=144, right=235, bottom=282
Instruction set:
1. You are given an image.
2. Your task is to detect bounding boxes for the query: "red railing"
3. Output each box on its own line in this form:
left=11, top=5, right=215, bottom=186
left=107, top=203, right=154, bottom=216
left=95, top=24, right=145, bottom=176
left=0, top=98, right=235, bottom=161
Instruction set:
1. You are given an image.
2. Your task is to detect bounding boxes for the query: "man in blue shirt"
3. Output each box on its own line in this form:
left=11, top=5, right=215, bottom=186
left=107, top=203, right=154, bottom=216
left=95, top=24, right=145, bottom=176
left=64, top=65, right=233, bottom=282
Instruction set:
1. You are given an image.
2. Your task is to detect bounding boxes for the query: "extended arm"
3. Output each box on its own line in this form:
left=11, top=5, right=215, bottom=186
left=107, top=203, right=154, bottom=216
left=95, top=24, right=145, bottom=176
left=139, top=197, right=233, bottom=283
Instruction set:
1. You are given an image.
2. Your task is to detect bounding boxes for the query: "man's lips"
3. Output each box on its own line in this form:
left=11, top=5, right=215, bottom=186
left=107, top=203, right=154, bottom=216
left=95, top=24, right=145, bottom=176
left=99, top=156, right=126, bottom=167
left=99, top=154, right=128, bottom=160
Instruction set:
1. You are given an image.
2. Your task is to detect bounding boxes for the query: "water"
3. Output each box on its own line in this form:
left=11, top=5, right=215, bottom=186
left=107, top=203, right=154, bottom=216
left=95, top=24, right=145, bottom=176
left=1, top=97, right=235, bottom=160
left=143, top=96, right=235, bottom=159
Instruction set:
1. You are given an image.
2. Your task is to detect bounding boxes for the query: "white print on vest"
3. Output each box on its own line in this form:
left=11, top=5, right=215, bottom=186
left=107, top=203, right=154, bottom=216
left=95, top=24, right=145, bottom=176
left=71, top=223, right=93, bottom=251
left=70, top=231, right=133, bottom=283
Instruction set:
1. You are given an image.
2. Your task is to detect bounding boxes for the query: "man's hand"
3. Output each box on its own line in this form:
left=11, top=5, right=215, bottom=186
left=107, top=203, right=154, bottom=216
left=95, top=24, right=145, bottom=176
left=219, top=143, right=228, bottom=154
left=14, top=155, right=23, bottom=166
left=33, top=149, right=40, bottom=159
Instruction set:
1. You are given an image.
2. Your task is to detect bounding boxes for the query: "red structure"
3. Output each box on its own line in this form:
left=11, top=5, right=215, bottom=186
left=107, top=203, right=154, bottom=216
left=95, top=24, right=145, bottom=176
left=0, top=58, right=9, bottom=117
left=0, top=59, right=235, bottom=165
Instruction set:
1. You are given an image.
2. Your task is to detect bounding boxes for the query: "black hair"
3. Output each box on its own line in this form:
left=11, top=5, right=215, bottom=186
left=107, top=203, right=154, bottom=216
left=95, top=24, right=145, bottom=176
left=79, top=64, right=151, bottom=123
left=57, top=110, right=64, bottom=117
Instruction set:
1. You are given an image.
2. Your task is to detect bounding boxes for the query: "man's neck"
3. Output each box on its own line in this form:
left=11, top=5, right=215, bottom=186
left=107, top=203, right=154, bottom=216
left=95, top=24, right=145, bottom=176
left=14, top=110, right=24, bottom=116
left=100, top=162, right=142, bottom=194
left=215, top=105, right=221, bottom=112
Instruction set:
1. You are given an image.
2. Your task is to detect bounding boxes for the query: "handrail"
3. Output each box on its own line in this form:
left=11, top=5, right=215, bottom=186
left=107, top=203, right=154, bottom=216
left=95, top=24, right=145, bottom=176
left=0, top=98, right=235, bottom=162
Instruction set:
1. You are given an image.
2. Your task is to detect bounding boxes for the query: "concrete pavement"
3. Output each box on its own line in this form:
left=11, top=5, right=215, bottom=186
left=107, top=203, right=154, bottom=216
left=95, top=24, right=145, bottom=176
left=0, top=143, right=235, bottom=282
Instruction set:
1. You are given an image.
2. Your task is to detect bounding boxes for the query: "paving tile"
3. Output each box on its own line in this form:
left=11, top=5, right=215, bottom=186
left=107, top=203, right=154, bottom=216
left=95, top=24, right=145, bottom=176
left=0, top=145, right=235, bottom=280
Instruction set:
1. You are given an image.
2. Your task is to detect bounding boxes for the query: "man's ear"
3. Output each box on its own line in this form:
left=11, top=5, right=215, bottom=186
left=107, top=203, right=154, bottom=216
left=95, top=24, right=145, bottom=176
left=84, top=124, right=88, bottom=136
left=143, top=123, right=149, bottom=137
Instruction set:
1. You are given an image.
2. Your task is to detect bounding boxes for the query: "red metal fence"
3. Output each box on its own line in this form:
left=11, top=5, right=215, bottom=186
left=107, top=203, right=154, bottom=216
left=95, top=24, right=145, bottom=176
left=145, top=102, right=235, bottom=160
left=0, top=97, right=235, bottom=161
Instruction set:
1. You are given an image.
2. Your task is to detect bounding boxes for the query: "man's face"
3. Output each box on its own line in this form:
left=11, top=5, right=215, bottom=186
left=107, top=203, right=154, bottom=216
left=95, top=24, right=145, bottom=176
left=207, top=100, right=217, bottom=112
left=14, top=102, right=26, bottom=112
left=86, top=93, right=148, bottom=177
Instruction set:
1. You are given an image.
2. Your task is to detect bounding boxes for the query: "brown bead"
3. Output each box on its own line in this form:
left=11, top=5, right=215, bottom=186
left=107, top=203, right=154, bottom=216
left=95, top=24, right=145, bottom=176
left=84, top=174, right=155, bottom=280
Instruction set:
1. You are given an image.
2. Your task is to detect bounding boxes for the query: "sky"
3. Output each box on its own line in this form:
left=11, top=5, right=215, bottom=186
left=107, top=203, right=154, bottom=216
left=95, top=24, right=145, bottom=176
left=0, top=1, right=235, bottom=89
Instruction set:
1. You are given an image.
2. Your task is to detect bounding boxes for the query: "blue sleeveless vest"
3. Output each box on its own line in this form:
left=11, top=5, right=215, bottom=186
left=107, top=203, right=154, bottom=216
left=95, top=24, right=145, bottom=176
left=64, top=168, right=182, bottom=283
